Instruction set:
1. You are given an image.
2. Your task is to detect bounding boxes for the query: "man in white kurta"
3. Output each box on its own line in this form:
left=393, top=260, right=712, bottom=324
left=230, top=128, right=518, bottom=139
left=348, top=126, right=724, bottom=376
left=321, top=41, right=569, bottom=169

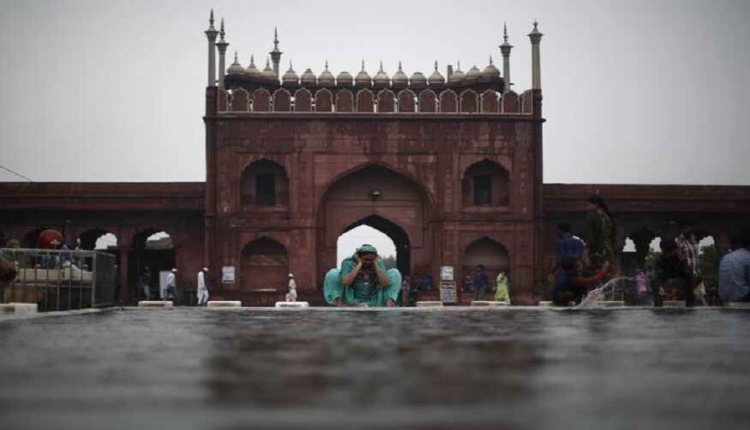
left=197, top=267, right=209, bottom=305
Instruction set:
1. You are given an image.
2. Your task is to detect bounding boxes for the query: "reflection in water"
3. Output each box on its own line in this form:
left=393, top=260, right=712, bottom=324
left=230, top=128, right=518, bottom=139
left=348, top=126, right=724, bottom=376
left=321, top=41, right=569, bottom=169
left=1, top=308, right=750, bottom=430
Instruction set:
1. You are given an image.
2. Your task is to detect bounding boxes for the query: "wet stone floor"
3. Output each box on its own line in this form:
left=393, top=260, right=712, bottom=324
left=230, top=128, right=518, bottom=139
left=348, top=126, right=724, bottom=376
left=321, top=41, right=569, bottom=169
left=1, top=307, right=750, bottom=430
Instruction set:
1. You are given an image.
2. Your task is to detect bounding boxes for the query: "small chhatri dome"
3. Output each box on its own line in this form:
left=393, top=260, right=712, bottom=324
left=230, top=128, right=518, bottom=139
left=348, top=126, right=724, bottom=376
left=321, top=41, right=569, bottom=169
left=409, top=71, right=427, bottom=90
left=282, top=61, right=299, bottom=86
left=336, top=70, right=353, bottom=88
left=428, top=61, right=445, bottom=85
left=318, top=61, right=335, bottom=87
left=300, top=68, right=317, bottom=86
left=372, top=61, right=390, bottom=88
left=391, top=61, right=408, bottom=89
left=449, top=61, right=465, bottom=84
left=482, top=56, right=500, bottom=79
left=246, top=55, right=262, bottom=78
left=465, top=65, right=481, bottom=84
left=355, top=60, right=372, bottom=88
left=227, top=51, right=247, bottom=75
left=262, top=57, right=277, bottom=81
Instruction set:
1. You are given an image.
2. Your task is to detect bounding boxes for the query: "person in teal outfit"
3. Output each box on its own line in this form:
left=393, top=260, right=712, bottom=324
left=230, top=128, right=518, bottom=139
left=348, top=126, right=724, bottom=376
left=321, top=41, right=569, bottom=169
left=324, top=244, right=402, bottom=307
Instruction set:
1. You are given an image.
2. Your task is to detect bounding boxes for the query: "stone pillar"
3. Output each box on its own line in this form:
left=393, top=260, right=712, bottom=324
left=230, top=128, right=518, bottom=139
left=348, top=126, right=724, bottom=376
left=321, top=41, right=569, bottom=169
left=631, top=230, right=655, bottom=268
left=117, top=236, right=132, bottom=304
left=528, top=21, right=543, bottom=90
left=499, top=23, right=513, bottom=94
left=205, top=10, right=219, bottom=87
left=216, top=19, right=229, bottom=89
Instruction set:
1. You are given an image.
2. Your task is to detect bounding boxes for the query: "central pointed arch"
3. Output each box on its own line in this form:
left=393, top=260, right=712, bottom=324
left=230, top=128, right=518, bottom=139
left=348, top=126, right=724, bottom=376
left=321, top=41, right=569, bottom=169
left=316, top=163, right=433, bottom=282
left=340, top=214, right=411, bottom=275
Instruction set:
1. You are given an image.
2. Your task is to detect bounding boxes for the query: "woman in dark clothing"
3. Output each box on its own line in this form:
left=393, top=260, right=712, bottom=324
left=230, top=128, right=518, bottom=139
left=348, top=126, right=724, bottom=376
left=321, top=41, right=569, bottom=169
left=583, top=195, right=616, bottom=271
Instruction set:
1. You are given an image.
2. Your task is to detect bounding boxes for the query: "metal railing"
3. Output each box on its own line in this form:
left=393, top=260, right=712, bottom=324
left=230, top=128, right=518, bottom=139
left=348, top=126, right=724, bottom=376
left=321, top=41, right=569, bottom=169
left=0, top=248, right=116, bottom=311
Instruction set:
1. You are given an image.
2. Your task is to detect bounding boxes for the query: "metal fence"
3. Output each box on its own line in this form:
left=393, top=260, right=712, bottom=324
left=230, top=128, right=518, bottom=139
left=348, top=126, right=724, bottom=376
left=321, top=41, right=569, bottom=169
left=0, top=248, right=116, bottom=311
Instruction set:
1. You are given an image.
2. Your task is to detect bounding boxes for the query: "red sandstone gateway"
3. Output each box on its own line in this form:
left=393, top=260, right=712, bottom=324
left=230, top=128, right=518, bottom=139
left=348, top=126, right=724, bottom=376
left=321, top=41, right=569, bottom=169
left=1, top=14, right=748, bottom=306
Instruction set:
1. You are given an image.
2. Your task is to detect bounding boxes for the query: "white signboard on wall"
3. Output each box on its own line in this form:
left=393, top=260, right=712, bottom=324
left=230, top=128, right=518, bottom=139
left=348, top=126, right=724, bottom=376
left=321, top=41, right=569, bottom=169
left=440, top=266, right=454, bottom=281
left=221, top=266, right=235, bottom=284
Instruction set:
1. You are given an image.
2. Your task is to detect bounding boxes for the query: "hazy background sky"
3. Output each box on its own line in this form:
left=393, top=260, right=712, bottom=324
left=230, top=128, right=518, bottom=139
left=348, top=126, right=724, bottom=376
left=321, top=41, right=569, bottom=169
left=1, top=0, right=749, bottom=185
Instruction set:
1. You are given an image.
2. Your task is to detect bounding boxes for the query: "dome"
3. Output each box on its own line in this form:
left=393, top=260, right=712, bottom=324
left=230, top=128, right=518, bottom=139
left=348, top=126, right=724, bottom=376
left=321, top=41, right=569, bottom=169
left=355, top=61, right=372, bottom=88
left=282, top=62, right=299, bottom=86
left=227, top=52, right=247, bottom=75
left=246, top=55, right=262, bottom=78
left=261, top=58, right=277, bottom=82
left=318, top=61, right=335, bottom=87
left=428, top=61, right=445, bottom=86
left=336, top=71, right=353, bottom=88
left=449, top=63, right=465, bottom=84
left=391, top=62, right=408, bottom=89
left=300, top=68, right=317, bottom=86
left=482, top=57, right=500, bottom=80
left=409, top=71, right=427, bottom=90
left=372, top=61, right=390, bottom=89
left=465, top=65, right=481, bottom=84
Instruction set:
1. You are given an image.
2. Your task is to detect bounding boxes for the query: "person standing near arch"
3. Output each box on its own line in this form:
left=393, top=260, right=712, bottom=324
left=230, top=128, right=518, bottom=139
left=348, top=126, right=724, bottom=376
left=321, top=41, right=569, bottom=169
left=583, top=195, right=616, bottom=272
left=323, top=244, right=401, bottom=307
left=197, top=267, right=209, bottom=306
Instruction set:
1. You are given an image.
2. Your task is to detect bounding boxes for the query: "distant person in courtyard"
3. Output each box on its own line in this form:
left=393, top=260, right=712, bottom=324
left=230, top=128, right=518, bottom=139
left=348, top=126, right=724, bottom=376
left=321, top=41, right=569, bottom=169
left=494, top=270, right=510, bottom=303
left=197, top=267, right=209, bottom=305
left=165, top=268, right=177, bottom=301
left=655, top=238, right=695, bottom=306
left=583, top=195, right=616, bottom=271
left=323, top=244, right=401, bottom=307
left=718, top=231, right=750, bottom=302
left=553, top=223, right=585, bottom=273
left=552, top=257, right=609, bottom=306
left=675, top=221, right=705, bottom=305
left=140, top=266, right=152, bottom=300
left=400, top=275, right=411, bottom=306
left=286, top=273, right=297, bottom=302
left=473, top=264, right=490, bottom=300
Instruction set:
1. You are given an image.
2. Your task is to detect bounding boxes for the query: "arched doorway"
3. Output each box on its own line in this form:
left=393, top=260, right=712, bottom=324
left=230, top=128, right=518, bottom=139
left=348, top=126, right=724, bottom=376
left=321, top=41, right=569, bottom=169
left=129, top=229, right=175, bottom=300
left=240, top=237, right=288, bottom=290
left=338, top=215, right=410, bottom=275
left=462, top=237, right=510, bottom=292
left=316, top=164, right=432, bottom=281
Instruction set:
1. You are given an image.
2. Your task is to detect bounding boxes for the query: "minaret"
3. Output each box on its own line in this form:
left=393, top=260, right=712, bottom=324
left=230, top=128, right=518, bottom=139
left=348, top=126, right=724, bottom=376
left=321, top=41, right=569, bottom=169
left=204, top=9, right=219, bottom=87
left=269, top=27, right=283, bottom=79
left=499, top=23, right=513, bottom=93
left=216, top=19, right=229, bottom=89
left=528, top=21, right=543, bottom=90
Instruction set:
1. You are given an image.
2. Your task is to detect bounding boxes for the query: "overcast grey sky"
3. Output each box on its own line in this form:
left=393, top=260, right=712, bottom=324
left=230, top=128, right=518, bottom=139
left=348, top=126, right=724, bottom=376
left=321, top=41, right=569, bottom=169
left=1, top=0, right=749, bottom=185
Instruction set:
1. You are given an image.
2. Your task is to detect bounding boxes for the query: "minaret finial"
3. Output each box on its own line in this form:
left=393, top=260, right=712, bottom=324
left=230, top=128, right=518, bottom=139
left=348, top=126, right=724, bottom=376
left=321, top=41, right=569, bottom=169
left=325, top=60, right=329, bottom=70
left=457, top=60, right=461, bottom=71
left=219, top=18, right=225, bottom=40
left=210, top=9, right=215, bottom=27
left=434, top=60, right=438, bottom=71
left=274, top=26, right=279, bottom=48
left=250, top=54, right=255, bottom=65
left=234, top=51, right=238, bottom=63
left=398, top=61, right=403, bottom=71
left=289, top=59, right=293, bottom=70
left=379, top=60, right=384, bottom=71
left=266, top=56, right=270, bottom=67
left=504, top=22, right=508, bottom=43
left=361, top=59, right=365, bottom=71
left=489, top=56, right=493, bottom=65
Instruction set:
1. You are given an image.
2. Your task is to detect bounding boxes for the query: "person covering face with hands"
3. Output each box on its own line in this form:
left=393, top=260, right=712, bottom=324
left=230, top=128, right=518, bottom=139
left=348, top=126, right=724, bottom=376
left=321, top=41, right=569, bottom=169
left=323, top=244, right=402, bottom=307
